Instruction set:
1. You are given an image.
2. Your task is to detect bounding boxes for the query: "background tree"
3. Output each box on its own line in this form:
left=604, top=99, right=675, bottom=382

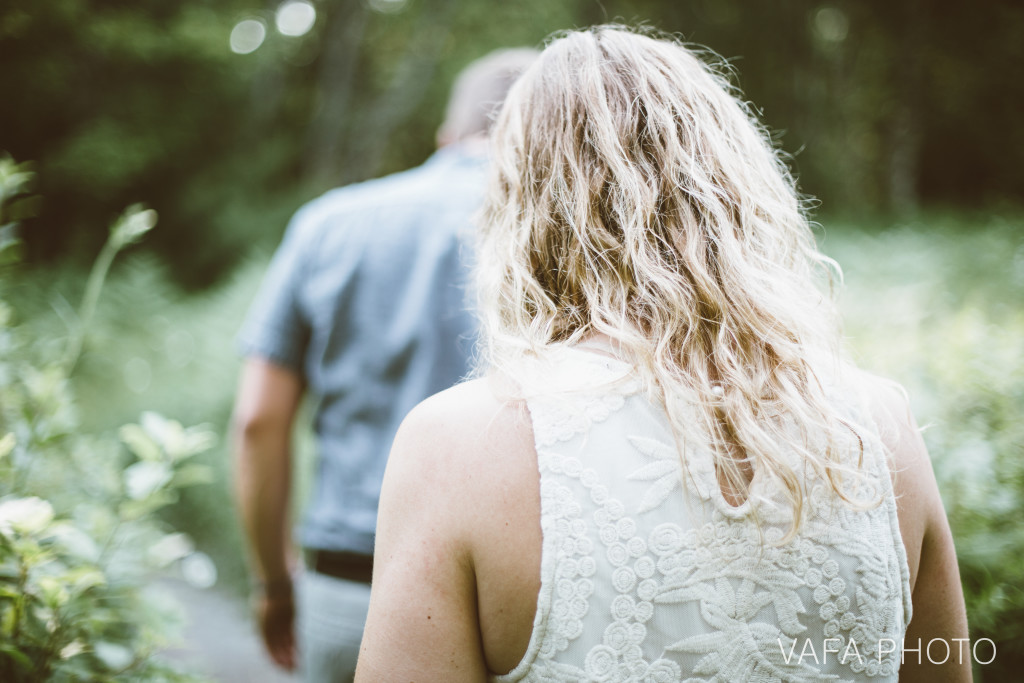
left=3, top=0, right=1020, bottom=288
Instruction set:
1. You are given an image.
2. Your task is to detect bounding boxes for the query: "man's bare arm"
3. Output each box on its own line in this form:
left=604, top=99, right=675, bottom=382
left=231, top=357, right=304, bottom=670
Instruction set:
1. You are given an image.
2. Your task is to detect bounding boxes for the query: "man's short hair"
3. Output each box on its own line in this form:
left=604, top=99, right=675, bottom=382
left=438, top=47, right=539, bottom=146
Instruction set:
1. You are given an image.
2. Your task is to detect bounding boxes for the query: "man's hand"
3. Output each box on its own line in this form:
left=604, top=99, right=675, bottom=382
left=257, top=581, right=297, bottom=671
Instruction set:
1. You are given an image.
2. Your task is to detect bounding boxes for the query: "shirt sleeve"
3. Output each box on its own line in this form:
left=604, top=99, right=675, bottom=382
left=236, top=207, right=318, bottom=372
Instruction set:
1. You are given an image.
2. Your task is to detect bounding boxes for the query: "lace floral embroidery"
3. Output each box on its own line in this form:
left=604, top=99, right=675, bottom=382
left=493, top=354, right=910, bottom=683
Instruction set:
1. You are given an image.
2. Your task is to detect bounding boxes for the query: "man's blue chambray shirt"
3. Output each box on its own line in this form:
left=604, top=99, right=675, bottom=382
left=238, top=147, right=485, bottom=555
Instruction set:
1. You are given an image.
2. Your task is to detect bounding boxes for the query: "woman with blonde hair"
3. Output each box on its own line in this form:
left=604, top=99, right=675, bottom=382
left=355, top=26, right=969, bottom=682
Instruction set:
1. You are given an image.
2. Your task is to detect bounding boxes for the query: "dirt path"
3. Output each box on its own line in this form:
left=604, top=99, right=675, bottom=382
left=159, top=579, right=297, bottom=682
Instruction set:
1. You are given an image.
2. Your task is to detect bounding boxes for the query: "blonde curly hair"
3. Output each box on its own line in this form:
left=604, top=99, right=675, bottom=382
left=476, top=26, right=877, bottom=537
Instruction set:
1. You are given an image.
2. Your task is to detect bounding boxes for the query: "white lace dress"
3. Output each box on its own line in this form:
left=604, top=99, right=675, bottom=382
left=492, top=347, right=912, bottom=683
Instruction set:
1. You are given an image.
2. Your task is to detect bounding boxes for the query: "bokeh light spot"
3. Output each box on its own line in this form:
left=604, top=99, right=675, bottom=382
left=124, top=357, right=151, bottom=394
left=814, top=7, right=849, bottom=43
left=230, top=18, right=267, bottom=54
left=367, top=0, right=409, bottom=15
left=181, top=552, right=218, bottom=588
left=165, top=329, right=195, bottom=368
left=276, top=1, right=316, bottom=37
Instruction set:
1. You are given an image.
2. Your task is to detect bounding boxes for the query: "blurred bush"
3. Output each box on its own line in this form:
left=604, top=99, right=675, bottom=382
left=825, top=214, right=1024, bottom=680
left=9, top=247, right=313, bottom=595
left=0, top=158, right=212, bottom=681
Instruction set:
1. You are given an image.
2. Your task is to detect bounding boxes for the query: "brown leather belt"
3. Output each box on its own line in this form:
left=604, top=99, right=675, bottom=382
left=306, top=549, right=374, bottom=584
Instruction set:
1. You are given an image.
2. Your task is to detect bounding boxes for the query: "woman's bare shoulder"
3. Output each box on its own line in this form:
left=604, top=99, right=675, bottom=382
left=387, top=375, right=536, bottom=511
left=845, top=369, right=923, bottom=473
left=849, top=368, right=939, bottom=591
left=398, top=375, right=529, bottom=453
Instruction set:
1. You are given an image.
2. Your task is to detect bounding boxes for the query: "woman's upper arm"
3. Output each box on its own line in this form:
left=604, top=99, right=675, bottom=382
left=870, top=377, right=971, bottom=681
left=355, top=391, right=489, bottom=683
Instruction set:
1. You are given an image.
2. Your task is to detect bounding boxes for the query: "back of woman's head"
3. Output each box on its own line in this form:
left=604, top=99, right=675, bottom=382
left=478, top=26, right=876, bottom=536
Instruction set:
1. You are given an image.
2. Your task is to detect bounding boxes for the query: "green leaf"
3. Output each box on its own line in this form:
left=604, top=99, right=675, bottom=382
left=0, top=496, right=55, bottom=535
left=50, top=522, right=101, bottom=563
left=147, top=533, right=193, bottom=567
left=0, top=232, right=24, bottom=265
left=109, top=204, right=157, bottom=249
left=1, top=604, right=17, bottom=637
left=171, top=464, right=214, bottom=488
left=37, top=576, right=70, bottom=608
left=64, top=566, right=107, bottom=595
left=32, top=604, right=56, bottom=633
left=118, top=490, right=177, bottom=521
left=0, top=155, right=35, bottom=207
left=12, top=537, right=52, bottom=569
left=140, top=412, right=217, bottom=461
left=94, top=640, right=133, bottom=671
left=123, top=461, right=173, bottom=500
left=119, top=424, right=163, bottom=462
left=174, top=425, right=217, bottom=461
left=0, top=642, right=34, bottom=673
left=0, top=433, right=14, bottom=460
left=60, top=639, right=87, bottom=659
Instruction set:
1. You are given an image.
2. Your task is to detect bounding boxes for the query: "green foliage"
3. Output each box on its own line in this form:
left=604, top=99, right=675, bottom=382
left=824, top=213, right=1024, bottom=680
left=6, top=0, right=1021, bottom=288
left=7, top=251, right=272, bottom=594
left=0, top=160, right=210, bottom=681
left=0, top=154, right=36, bottom=265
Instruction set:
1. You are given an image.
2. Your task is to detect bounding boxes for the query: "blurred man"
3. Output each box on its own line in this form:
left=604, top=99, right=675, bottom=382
left=231, top=48, right=537, bottom=682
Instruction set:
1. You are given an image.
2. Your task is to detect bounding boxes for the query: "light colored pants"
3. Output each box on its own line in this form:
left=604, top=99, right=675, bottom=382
left=297, top=570, right=372, bottom=683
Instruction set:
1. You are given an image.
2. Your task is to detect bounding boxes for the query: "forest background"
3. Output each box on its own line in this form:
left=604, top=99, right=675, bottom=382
left=1, top=0, right=1021, bottom=680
